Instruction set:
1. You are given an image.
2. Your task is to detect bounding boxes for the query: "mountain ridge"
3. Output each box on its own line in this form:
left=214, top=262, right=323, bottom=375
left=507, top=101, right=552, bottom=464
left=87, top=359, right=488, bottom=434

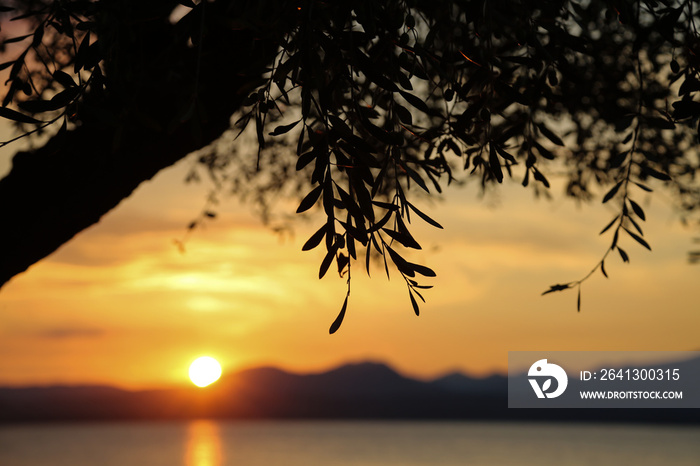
left=1, top=359, right=697, bottom=424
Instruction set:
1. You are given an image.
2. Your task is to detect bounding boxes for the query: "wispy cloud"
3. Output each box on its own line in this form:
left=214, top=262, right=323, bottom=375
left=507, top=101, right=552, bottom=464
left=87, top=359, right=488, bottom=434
left=35, top=327, right=107, bottom=340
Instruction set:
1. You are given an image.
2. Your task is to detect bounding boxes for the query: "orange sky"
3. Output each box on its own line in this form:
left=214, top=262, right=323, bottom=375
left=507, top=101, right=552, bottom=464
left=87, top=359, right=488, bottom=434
left=1, top=135, right=698, bottom=389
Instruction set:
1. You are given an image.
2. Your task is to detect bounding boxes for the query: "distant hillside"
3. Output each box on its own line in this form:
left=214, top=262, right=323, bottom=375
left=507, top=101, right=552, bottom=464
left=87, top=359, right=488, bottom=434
left=0, top=361, right=696, bottom=424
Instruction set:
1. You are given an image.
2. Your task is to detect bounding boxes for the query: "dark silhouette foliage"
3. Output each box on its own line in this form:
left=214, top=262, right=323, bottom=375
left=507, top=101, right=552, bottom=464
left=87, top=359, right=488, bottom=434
left=0, top=0, right=698, bottom=331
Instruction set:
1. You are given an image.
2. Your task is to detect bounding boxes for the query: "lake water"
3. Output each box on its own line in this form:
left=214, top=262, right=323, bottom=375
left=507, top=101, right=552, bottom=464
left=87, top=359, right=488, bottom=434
left=1, top=420, right=698, bottom=466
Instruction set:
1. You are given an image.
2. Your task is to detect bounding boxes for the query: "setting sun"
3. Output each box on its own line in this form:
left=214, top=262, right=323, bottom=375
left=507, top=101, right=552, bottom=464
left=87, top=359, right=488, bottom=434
left=189, top=357, right=222, bottom=388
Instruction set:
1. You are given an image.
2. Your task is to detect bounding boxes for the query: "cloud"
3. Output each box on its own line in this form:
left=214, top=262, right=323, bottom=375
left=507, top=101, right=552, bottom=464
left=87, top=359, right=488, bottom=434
left=35, top=327, right=107, bottom=340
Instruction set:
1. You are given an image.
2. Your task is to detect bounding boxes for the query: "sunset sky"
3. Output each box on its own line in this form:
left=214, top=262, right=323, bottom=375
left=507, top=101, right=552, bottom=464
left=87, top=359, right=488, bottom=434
left=1, top=124, right=698, bottom=390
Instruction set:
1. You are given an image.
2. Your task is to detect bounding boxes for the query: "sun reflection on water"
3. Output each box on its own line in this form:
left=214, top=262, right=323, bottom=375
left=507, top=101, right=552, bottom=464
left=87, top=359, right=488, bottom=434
left=185, top=420, right=223, bottom=466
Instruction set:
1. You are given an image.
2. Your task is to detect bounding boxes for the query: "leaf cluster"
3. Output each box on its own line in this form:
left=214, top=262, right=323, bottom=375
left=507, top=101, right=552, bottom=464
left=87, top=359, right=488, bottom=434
left=2, top=0, right=699, bottom=329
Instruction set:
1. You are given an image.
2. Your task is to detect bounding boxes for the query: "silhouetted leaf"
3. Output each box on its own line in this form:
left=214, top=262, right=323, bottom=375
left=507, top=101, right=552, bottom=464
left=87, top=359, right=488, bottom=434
left=32, top=24, right=44, bottom=47
left=522, top=169, right=530, bottom=187
left=368, top=210, right=393, bottom=233
left=600, top=215, right=619, bottom=235
left=396, top=70, right=413, bottom=90
left=542, top=283, right=571, bottom=295
left=645, top=117, right=675, bottom=130
left=337, top=252, right=349, bottom=276
left=489, top=142, right=503, bottom=183
left=386, top=246, right=415, bottom=277
left=633, top=181, right=653, bottom=192
left=329, top=294, right=348, bottom=334
left=670, top=59, right=680, bottom=73
left=302, top=224, right=326, bottom=251
left=83, top=41, right=102, bottom=69
left=411, top=283, right=433, bottom=290
left=328, top=115, right=355, bottom=139
left=18, top=99, right=60, bottom=113
left=402, top=163, right=430, bottom=193
left=533, top=142, right=555, bottom=160
left=296, top=185, right=323, bottom=213
left=11, top=9, right=43, bottom=21
left=382, top=228, right=421, bottom=250
left=296, top=150, right=316, bottom=170
left=618, top=247, right=629, bottom=263
left=9, top=51, right=26, bottom=81
left=628, top=199, right=646, bottom=221
left=672, top=100, right=700, bottom=120
left=398, top=90, right=430, bottom=114
left=53, top=70, right=77, bottom=88
left=410, top=263, right=436, bottom=277
left=445, top=138, right=462, bottom=156
left=372, top=201, right=399, bottom=211
left=600, top=261, right=608, bottom=278
left=643, top=166, right=671, bottom=181
left=612, top=228, right=619, bottom=249
left=609, top=151, right=629, bottom=168
left=627, top=215, right=643, bottom=236
left=319, top=246, right=337, bottom=279
left=409, top=290, right=419, bottom=316
left=681, top=77, right=700, bottom=96
left=365, top=236, right=372, bottom=275
left=49, top=87, right=81, bottom=108
left=0, top=107, right=42, bottom=124
left=577, top=286, right=581, bottom=312
left=532, top=168, right=550, bottom=188
left=2, top=33, right=31, bottom=45
left=269, top=119, right=300, bottom=136
left=407, top=202, right=443, bottom=229
left=495, top=144, right=516, bottom=163
left=624, top=228, right=651, bottom=250
left=615, top=115, right=635, bottom=131
left=537, top=122, right=565, bottom=146
left=336, top=185, right=364, bottom=223
left=74, top=31, right=91, bottom=73
left=394, top=103, right=412, bottom=125
left=346, top=222, right=357, bottom=259
left=602, top=181, right=622, bottom=203
left=255, top=111, right=265, bottom=150
left=322, top=178, right=335, bottom=217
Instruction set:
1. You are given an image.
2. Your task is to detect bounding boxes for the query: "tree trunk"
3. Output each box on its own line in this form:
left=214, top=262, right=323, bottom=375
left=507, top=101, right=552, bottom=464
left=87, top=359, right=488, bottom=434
left=0, top=0, right=285, bottom=288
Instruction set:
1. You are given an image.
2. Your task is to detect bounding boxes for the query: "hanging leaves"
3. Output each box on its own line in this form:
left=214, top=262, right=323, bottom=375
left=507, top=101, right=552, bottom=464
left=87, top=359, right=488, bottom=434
left=1, top=0, right=698, bottom=329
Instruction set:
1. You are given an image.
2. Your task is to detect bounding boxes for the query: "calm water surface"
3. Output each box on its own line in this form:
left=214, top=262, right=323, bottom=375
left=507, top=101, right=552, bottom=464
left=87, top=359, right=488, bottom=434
left=1, top=420, right=698, bottom=466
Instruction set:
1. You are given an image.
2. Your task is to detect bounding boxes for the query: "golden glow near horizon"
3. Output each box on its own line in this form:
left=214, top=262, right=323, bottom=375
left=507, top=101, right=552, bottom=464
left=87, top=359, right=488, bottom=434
left=0, top=153, right=698, bottom=389
left=189, top=357, right=222, bottom=387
